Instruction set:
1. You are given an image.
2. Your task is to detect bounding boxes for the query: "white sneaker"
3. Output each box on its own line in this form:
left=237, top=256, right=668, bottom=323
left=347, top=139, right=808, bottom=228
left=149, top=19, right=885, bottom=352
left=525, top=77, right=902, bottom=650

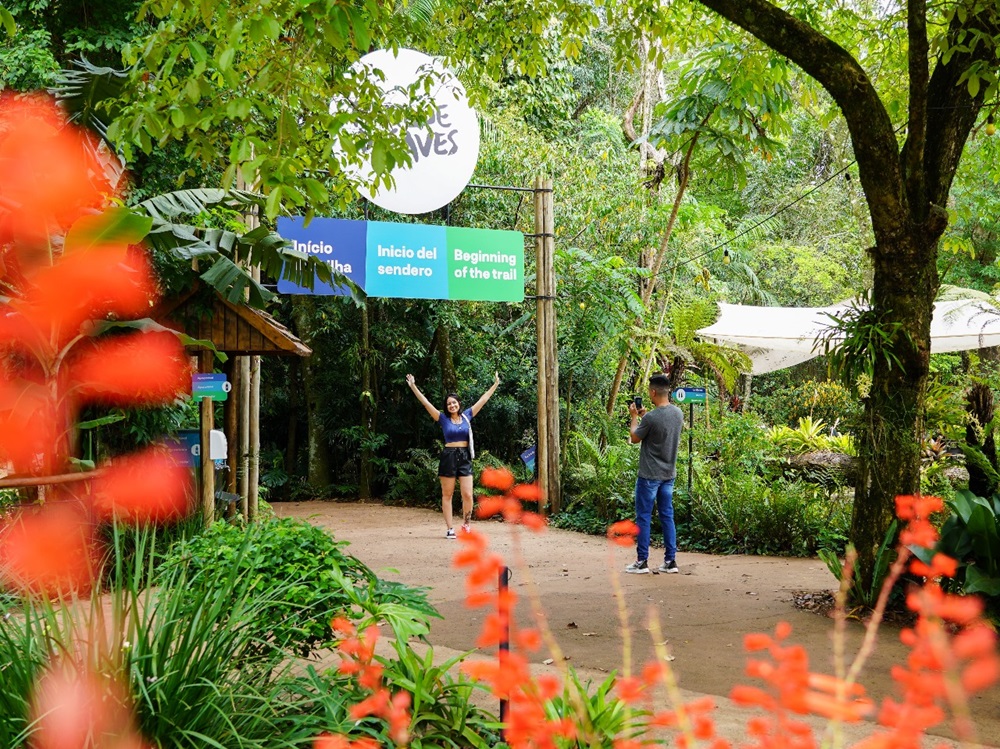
left=625, top=560, right=650, bottom=574
left=658, top=560, right=679, bottom=574
left=461, top=522, right=471, bottom=534
left=446, top=528, right=456, bottom=539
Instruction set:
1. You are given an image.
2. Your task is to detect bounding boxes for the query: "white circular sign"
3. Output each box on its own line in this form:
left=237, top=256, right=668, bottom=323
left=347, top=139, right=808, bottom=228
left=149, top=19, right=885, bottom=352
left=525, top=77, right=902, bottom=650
left=333, top=48, right=480, bottom=215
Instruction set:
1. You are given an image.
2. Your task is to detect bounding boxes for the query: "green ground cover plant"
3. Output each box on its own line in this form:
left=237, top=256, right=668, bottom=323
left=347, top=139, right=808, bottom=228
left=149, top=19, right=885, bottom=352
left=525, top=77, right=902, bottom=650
left=0, top=518, right=492, bottom=748
left=158, top=518, right=438, bottom=657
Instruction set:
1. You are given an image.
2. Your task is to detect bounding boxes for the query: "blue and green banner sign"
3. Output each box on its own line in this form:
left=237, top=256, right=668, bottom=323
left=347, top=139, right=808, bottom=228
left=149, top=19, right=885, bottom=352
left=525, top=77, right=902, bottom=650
left=277, top=217, right=524, bottom=302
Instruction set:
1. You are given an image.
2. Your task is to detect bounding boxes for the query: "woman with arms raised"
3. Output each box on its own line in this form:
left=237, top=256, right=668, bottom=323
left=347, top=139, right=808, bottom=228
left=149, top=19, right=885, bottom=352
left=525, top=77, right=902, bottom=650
left=406, top=372, right=500, bottom=538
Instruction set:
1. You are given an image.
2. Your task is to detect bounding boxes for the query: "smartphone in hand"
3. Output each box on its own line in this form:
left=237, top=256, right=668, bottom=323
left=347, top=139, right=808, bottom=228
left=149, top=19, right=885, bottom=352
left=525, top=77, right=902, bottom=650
left=633, top=396, right=643, bottom=410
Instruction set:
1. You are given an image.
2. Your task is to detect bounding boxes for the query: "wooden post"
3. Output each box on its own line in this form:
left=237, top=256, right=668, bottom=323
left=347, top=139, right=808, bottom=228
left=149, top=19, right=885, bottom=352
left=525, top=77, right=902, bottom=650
left=224, top=357, right=239, bottom=519
left=249, top=350, right=261, bottom=521
left=198, top=351, right=215, bottom=526
left=238, top=355, right=250, bottom=521
left=238, top=161, right=262, bottom=522
left=534, top=177, right=560, bottom=513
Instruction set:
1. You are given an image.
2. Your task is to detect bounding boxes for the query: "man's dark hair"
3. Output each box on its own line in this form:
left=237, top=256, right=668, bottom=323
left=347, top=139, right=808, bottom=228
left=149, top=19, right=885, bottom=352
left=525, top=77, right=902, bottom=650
left=649, top=374, right=671, bottom=396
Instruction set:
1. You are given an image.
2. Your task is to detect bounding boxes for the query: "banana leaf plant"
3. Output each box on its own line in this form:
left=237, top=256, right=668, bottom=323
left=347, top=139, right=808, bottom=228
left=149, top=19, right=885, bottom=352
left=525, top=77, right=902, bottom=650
left=51, top=59, right=341, bottom=308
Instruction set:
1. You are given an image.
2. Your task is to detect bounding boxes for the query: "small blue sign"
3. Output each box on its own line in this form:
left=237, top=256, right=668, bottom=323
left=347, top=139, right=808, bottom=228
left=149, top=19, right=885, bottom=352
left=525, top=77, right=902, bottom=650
left=520, top=445, right=537, bottom=475
left=164, top=430, right=201, bottom=468
left=192, top=373, right=231, bottom=401
left=672, top=387, right=707, bottom=404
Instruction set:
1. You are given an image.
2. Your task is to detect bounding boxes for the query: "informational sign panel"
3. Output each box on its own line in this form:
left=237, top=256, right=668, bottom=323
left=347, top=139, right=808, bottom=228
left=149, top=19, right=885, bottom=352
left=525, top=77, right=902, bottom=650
left=672, top=387, right=707, bottom=404
left=520, top=445, right=537, bottom=474
left=277, top=217, right=524, bottom=302
left=191, top=373, right=231, bottom=402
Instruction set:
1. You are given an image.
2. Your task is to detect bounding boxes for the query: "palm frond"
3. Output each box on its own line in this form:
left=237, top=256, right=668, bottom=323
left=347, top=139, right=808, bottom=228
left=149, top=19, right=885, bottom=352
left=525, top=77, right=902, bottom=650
left=396, top=0, right=437, bottom=24
left=137, top=189, right=263, bottom=222
left=50, top=58, right=129, bottom=141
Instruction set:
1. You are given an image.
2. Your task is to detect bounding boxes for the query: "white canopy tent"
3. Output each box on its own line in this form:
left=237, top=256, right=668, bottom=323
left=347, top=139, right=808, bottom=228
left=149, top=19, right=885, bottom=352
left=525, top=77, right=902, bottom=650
left=697, top=299, right=1000, bottom=374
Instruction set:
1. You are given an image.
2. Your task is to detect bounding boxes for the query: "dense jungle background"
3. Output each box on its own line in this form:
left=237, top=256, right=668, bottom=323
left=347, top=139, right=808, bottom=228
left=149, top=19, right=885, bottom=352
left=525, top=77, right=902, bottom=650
left=6, top=0, right=1000, bottom=572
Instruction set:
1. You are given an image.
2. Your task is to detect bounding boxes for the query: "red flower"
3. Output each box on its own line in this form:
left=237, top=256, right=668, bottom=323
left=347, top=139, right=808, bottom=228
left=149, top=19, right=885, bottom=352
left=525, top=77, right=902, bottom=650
left=613, top=675, right=644, bottom=704
left=520, top=511, right=547, bottom=531
left=92, top=446, right=192, bottom=523
left=0, top=94, right=113, bottom=243
left=0, top=502, right=99, bottom=597
left=607, top=520, right=638, bottom=547
left=30, top=667, right=150, bottom=749
left=481, top=466, right=515, bottom=491
left=475, top=495, right=506, bottom=519
left=516, top=628, right=542, bottom=651
left=511, top=482, right=542, bottom=501
left=70, top=331, right=189, bottom=405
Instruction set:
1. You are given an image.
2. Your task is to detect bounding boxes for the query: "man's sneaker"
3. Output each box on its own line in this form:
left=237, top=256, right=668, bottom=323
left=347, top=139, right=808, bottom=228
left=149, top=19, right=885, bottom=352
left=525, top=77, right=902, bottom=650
left=446, top=528, right=456, bottom=539
left=461, top=522, right=472, bottom=534
left=658, top=560, right=679, bottom=574
left=625, top=559, right=650, bottom=574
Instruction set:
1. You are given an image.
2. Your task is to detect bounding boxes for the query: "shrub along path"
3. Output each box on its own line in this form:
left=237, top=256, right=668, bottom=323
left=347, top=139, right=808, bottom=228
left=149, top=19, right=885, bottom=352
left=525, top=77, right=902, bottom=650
left=274, top=501, right=1000, bottom=746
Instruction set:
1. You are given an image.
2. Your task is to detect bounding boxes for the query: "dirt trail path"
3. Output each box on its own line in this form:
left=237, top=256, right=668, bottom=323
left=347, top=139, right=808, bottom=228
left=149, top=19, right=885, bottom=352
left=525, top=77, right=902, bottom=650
left=275, top=501, right=1000, bottom=746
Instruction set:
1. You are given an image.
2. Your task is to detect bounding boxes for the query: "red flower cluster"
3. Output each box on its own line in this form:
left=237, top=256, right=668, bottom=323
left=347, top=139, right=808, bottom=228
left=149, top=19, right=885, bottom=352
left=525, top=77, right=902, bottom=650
left=30, top=666, right=150, bottom=749
left=329, top=617, right=411, bottom=745
left=476, top=467, right=547, bottom=530
left=0, top=95, right=192, bottom=598
left=731, top=622, right=873, bottom=749
left=607, top=519, right=639, bottom=547
left=858, top=496, right=1000, bottom=748
left=456, top=488, right=578, bottom=749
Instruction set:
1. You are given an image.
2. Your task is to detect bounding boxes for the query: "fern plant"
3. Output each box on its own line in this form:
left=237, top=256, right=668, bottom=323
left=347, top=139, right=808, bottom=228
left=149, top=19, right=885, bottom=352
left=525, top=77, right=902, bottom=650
left=561, top=432, right=638, bottom=524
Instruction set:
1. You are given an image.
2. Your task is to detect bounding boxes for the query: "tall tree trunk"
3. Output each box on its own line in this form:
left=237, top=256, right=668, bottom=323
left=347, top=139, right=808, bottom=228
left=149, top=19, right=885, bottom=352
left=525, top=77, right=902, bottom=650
left=852, top=233, right=938, bottom=590
left=696, top=0, right=990, bottom=604
left=291, top=297, right=332, bottom=490
left=360, top=300, right=376, bottom=500
left=605, top=131, right=701, bottom=415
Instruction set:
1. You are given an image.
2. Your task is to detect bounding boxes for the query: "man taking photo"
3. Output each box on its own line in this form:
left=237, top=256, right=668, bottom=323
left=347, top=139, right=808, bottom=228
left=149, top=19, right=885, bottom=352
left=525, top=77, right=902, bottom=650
left=625, top=373, right=683, bottom=575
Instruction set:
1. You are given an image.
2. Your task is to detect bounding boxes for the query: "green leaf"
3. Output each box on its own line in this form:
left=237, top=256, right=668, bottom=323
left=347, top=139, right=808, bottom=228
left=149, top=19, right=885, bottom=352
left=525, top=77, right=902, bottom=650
left=965, top=565, right=1000, bottom=596
left=968, top=75, right=980, bottom=98
left=0, top=5, right=16, bottom=36
left=87, top=318, right=227, bottom=362
left=264, top=187, right=283, bottom=219
left=64, top=207, right=153, bottom=254
left=200, top=255, right=274, bottom=307
left=78, top=413, right=126, bottom=430
left=218, top=47, right=236, bottom=71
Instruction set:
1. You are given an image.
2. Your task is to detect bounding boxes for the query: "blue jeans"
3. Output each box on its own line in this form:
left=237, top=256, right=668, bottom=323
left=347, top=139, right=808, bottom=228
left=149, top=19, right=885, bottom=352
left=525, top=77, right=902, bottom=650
left=635, top=477, right=676, bottom=563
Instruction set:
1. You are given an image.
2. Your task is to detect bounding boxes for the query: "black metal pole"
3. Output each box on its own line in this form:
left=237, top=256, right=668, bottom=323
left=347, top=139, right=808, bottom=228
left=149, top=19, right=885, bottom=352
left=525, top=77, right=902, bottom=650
left=499, top=565, right=510, bottom=738
left=687, top=403, right=694, bottom=501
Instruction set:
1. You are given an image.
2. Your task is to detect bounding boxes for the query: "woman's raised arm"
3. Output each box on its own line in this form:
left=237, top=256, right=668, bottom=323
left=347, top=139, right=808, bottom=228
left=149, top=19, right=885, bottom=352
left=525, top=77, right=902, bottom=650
left=470, top=372, right=500, bottom=417
left=406, top=374, right=441, bottom=420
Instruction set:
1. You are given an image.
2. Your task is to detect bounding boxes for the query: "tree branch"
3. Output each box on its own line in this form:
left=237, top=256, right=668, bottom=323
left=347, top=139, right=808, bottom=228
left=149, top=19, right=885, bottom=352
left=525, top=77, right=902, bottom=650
left=695, top=0, right=904, bottom=238
left=922, top=6, right=1000, bottom=212
left=905, top=0, right=929, bottom=217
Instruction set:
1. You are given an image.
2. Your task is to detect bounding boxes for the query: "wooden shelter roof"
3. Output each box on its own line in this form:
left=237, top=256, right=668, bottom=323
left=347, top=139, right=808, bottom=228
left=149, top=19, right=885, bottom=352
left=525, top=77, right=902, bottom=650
left=154, top=287, right=311, bottom=357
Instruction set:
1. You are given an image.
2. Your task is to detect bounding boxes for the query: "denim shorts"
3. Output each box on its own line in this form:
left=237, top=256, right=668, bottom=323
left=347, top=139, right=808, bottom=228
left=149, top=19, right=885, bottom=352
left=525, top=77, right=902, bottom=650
left=438, top=446, right=473, bottom=478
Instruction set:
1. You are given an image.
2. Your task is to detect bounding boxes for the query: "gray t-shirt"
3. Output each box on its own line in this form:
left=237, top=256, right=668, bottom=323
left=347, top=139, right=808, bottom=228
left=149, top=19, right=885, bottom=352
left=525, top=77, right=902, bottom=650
left=634, top=404, right=684, bottom=480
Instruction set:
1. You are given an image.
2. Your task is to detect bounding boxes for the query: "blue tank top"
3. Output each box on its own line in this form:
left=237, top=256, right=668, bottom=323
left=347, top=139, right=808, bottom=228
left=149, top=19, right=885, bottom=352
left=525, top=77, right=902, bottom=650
left=439, top=408, right=473, bottom=442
